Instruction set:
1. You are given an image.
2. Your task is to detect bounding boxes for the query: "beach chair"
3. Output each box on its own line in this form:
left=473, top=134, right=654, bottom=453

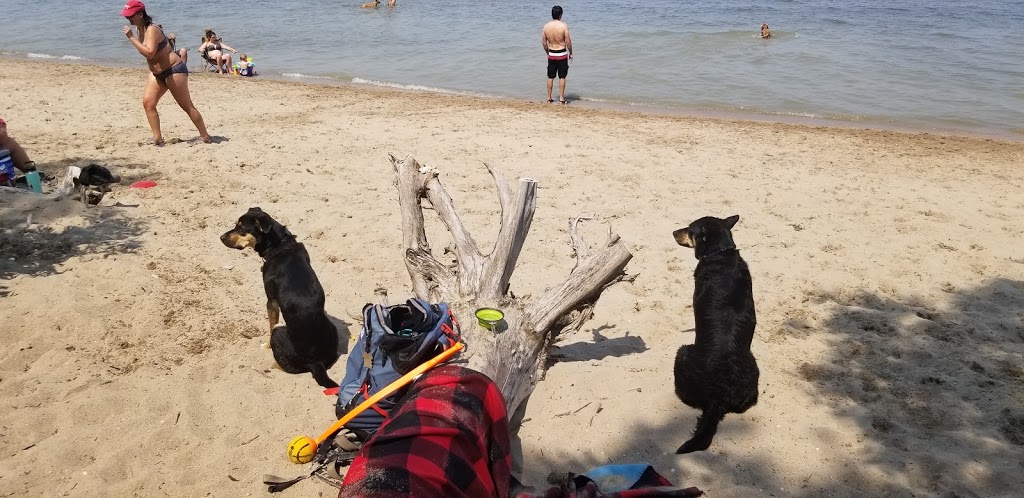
left=200, top=49, right=218, bottom=73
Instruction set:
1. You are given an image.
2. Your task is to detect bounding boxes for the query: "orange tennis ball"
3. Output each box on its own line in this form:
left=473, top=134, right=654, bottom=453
left=287, top=435, right=317, bottom=464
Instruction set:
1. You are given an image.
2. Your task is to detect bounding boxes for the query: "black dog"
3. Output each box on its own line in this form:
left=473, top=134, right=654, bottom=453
left=221, top=207, right=340, bottom=389
left=672, top=215, right=759, bottom=453
left=74, top=164, right=121, bottom=206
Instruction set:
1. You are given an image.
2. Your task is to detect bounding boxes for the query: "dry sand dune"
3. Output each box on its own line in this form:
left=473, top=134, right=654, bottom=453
left=1, top=58, right=1023, bottom=496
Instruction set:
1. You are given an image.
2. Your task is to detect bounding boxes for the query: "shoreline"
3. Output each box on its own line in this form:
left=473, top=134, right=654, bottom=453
left=4, top=53, right=1021, bottom=143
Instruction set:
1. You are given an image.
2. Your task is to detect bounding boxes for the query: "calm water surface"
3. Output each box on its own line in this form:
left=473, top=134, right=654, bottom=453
left=3, top=0, right=1023, bottom=137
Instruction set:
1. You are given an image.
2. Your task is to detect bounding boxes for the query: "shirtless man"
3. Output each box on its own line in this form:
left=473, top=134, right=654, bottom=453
left=542, top=6, right=572, bottom=104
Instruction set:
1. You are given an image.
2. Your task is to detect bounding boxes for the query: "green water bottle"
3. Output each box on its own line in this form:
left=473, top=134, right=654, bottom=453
left=25, top=170, right=43, bottom=193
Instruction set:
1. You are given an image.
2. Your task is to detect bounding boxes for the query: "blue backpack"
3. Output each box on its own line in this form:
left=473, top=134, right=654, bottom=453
left=335, top=298, right=461, bottom=439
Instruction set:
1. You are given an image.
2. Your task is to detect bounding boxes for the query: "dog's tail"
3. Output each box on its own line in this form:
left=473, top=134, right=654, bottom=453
left=676, top=402, right=727, bottom=454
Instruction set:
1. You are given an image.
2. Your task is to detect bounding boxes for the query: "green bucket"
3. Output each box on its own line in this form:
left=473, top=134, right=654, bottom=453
left=475, top=307, right=504, bottom=330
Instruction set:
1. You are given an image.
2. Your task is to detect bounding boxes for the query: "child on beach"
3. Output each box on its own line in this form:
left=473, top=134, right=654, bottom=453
left=234, top=53, right=255, bottom=76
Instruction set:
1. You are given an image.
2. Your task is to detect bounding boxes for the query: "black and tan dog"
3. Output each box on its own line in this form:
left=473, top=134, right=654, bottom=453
left=221, top=207, right=340, bottom=389
left=74, top=164, right=121, bottom=207
left=672, top=215, right=759, bottom=453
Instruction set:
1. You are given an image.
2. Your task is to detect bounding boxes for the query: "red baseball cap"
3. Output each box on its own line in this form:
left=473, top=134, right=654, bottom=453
left=121, top=0, right=145, bottom=17
left=0, top=118, right=6, bottom=127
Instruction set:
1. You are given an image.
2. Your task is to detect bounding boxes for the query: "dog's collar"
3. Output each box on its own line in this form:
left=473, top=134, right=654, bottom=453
left=260, top=235, right=298, bottom=261
left=698, top=245, right=737, bottom=260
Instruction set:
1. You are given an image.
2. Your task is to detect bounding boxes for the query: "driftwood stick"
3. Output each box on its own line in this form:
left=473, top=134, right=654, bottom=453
left=569, top=214, right=594, bottom=269
left=423, top=176, right=483, bottom=296
left=485, top=163, right=513, bottom=217
left=605, top=224, right=621, bottom=248
left=479, top=178, right=537, bottom=301
left=528, top=241, right=632, bottom=334
left=406, top=248, right=455, bottom=302
left=391, top=154, right=438, bottom=299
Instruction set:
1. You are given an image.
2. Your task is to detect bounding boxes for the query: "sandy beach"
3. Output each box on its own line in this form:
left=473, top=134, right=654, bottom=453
left=1, top=58, right=1023, bottom=497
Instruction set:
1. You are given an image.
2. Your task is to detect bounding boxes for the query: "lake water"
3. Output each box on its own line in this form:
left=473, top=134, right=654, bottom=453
left=3, top=0, right=1023, bottom=138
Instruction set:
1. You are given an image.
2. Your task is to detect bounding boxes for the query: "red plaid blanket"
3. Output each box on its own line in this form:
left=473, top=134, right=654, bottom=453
left=339, top=365, right=512, bottom=497
left=339, top=365, right=701, bottom=498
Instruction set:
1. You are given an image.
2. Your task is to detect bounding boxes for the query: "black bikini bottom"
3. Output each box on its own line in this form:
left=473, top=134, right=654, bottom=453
left=153, top=61, right=189, bottom=86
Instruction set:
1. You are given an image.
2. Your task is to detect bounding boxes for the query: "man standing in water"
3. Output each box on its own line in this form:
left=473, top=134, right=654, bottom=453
left=542, top=6, right=573, bottom=104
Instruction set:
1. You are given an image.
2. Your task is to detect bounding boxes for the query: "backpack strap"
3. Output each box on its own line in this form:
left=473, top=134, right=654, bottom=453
left=358, top=383, right=390, bottom=417
left=263, top=456, right=332, bottom=493
left=360, top=304, right=375, bottom=368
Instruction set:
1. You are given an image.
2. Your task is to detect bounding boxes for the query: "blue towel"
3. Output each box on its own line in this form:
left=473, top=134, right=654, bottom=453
left=583, top=464, right=653, bottom=493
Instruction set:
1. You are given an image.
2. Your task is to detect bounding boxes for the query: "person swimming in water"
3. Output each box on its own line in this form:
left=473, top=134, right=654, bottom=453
left=760, top=23, right=772, bottom=39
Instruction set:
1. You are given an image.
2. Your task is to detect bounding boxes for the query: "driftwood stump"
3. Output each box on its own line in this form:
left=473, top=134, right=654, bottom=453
left=389, top=154, right=633, bottom=420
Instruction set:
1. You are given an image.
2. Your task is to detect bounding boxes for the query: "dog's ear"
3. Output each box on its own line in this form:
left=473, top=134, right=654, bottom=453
left=724, top=215, right=739, bottom=230
left=253, top=213, right=273, bottom=233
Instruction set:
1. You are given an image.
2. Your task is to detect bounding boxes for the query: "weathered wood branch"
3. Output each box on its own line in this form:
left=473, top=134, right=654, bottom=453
left=484, top=163, right=513, bottom=217
left=388, top=154, right=633, bottom=419
left=527, top=223, right=632, bottom=335
left=479, top=177, right=537, bottom=301
left=390, top=154, right=446, bottom=300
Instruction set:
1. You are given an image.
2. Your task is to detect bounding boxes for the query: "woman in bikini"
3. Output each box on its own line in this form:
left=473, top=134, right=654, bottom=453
left=200, top=30, right=237, bottom=74
left=122, top=0, right=210, bottom=146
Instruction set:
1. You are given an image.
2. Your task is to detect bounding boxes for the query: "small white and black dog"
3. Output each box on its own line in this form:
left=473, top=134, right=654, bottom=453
left=672, top=215, right=759, bottom=453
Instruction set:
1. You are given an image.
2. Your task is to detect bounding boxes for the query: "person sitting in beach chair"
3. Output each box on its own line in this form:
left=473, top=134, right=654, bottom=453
left=199, top=29, right=237, bottom=74
left=166, top=32, right=187, bottom=64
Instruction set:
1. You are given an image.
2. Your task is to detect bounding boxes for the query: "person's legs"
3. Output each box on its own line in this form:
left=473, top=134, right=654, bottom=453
left=164, top=73, right=210, bottom=140
left=207, top=50, right=224, bottom=72
left=558, top=60, right=569, bottom=103
left=142, top=74, right=168, bottom=143
left=546, top=59, right=557, bottom=102
left=221, top=53, right=233, bottom=73
left=1, top=136, right=32, bottom=171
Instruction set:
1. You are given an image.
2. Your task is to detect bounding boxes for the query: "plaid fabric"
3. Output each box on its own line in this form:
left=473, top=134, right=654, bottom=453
left=339, top=365, right=702, bottom=498
left=339, top=365, right=512, bottom=498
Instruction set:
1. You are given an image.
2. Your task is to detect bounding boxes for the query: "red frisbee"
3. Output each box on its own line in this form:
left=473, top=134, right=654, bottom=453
left=130, top=180, right=157, bottom=189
